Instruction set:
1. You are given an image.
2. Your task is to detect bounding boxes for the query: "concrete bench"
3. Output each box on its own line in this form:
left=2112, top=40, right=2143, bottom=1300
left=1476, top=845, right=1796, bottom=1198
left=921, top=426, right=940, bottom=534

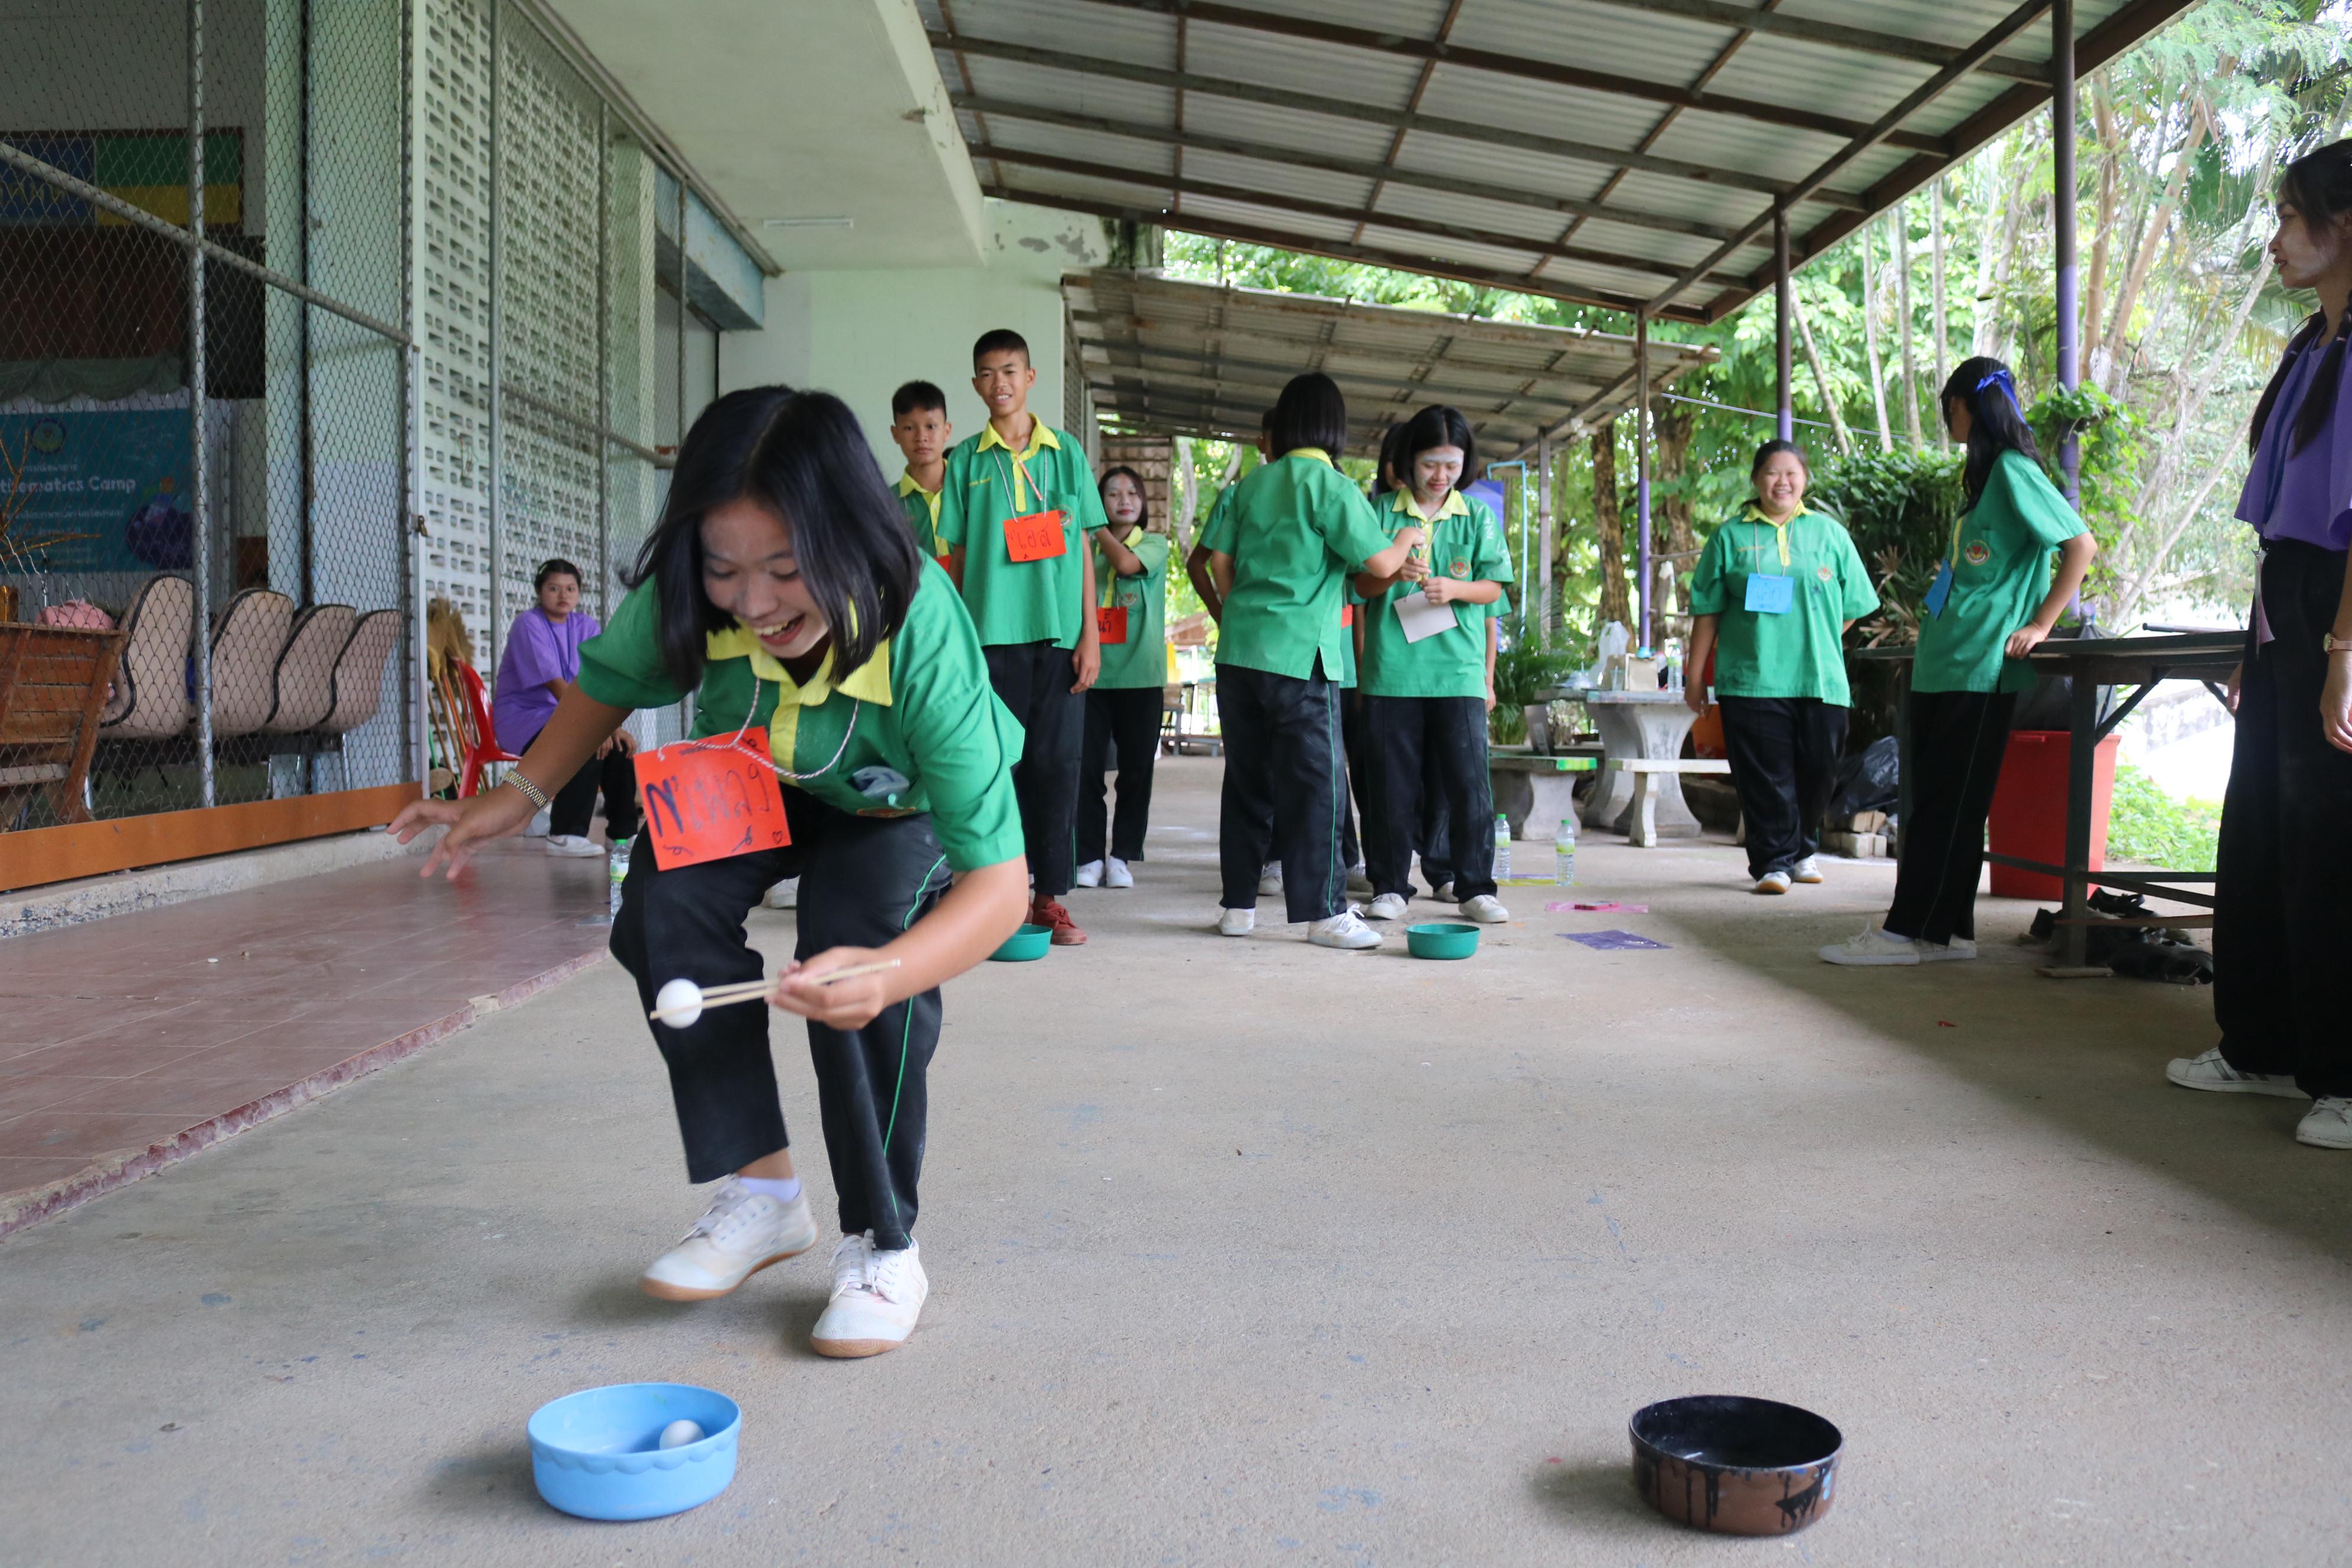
left=1489, top=747, right=1600, bottom=842
left=1615, top=757, right=1733, bottom=848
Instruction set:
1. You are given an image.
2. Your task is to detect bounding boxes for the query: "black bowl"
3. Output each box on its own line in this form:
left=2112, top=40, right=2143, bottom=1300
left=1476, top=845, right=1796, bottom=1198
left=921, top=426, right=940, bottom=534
left=1629, top=1395, right=1843, bottom=1536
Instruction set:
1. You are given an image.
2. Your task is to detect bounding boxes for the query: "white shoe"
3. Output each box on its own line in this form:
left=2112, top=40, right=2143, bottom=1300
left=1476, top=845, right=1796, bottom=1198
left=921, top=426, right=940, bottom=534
left=1346, top=865, right=1373, bottom=897
left=1819, top=922, right=1920, bottom=966
left=1918, top=936, right=1978, bottom=962
left=1365, top=892, right=1409, bottom=922
left=640, top=1178, right=818, bottom=1301
left=1104, top=858, right=1133, bottom=888
left=2295, top=1097, right=2352, bottom=1149
left=1073, top=860, right=1104, bottom=888
left=546, top=833, right=602, bottom=858
left=1753, top=871, right=1792, bottom=895
left=1258, top=863, right=1283, bottom=896
left=1791, top=855, right=1825, bottom=884
left=1217, top=907, right=1256, bottom=937
left=1432, top=880, right=1457, bottom=903
left=809, top=1233, right=927, bottom=1358
left=1459, top=894, right=1510, bottom=924
left=2166, top=1046, right=2305, bottom=1099
left=763, top=877, right=800, bottom=910
left=1308, top=909, right=1382, bottom=949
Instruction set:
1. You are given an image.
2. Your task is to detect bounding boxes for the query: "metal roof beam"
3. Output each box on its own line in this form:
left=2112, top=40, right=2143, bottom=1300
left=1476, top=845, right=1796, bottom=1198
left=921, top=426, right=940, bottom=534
left=952, top=94, right=1740, bottom=243
left=1077, top=345, right=1600, bottom=412
left=1574, top=0, right=2045, bottom=82
left=926, top=31, right=1867, bottom=210
left=974, top=145, right=1751, bottom=289
left=1066, top=0, right=1944, bottom=155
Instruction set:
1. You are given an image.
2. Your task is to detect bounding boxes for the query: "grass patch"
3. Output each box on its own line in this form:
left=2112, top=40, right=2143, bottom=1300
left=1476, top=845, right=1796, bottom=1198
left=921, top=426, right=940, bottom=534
left=2106, top=761, right=2222, bottom=872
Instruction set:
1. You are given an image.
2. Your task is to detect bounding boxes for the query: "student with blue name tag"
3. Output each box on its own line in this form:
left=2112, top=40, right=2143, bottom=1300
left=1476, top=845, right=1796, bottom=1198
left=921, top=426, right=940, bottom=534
left=1687, top=440, right=1879, bottom=894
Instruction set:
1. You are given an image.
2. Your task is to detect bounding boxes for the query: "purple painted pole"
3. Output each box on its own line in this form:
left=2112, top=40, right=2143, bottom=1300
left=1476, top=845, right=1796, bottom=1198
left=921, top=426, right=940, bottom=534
left=2053, top=0, right=2080, bottom=504
left=1635, top=308, right=1652, bottom=651
left=1775, top=207, right=1794, bottom=442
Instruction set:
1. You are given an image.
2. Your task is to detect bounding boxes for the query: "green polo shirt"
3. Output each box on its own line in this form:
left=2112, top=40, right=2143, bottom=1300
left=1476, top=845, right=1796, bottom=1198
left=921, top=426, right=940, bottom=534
left=1200, top=449, right=1393, bottom=681
left=895, top=472, right=946, bottom=560
left=1357, top=489, right=1515, bottom=700
left=1913, top=450, right=2088, bottom=695
left=1095, top=525, right=1171, bottom=690
left=1687, top=503, right=1879, bottom=705
left=575, top=560, right=1026, bottom=873
left=936, top=420, right=1109, bottom=649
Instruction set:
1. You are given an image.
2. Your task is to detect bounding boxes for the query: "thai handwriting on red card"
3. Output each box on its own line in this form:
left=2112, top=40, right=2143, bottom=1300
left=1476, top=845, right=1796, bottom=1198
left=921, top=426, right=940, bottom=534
left=1096, top=605, right=1129, bottom=643
left=1005, top=509, right=1067, bottom=561
left=635, top=742, right=790, bottom=870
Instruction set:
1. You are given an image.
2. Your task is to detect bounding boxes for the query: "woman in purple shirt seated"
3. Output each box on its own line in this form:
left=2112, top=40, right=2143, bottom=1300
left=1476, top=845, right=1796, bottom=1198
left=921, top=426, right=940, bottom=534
left=2167, top=141, right=2352, bottom=1149
left=493, top=558, right=640, bottom=855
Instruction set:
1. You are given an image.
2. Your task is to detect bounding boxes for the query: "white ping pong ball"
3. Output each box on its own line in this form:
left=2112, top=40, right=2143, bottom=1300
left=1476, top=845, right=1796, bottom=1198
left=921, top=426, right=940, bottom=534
left=655, top=978, right=704, bottom=1027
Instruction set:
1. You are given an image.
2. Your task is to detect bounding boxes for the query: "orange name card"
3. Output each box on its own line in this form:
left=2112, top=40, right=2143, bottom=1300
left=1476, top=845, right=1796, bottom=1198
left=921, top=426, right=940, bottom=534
left=1096, top=606, right=1129, bottom=644
left=1005, top=509, right=1068, bottom=562
left=634, top=741, right=790, bottom=871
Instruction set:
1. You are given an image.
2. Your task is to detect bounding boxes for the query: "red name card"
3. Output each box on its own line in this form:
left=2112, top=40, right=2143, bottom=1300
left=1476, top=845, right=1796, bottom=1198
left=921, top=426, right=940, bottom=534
left=1005, top=509, right=1068, bottom=561
left=634, top=740, right=790, bottom=871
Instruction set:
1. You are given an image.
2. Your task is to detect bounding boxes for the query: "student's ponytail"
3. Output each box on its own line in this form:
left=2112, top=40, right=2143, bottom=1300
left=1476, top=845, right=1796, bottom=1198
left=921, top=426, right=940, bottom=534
left=1940, top=356, right=2041, bottom=514
left=2250, top=141, right=2352, bottom=456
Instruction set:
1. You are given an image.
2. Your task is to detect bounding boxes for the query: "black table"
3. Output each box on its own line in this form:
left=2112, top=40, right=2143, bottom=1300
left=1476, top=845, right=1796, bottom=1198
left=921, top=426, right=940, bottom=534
left=1858, top=631, right=2242, bottom=975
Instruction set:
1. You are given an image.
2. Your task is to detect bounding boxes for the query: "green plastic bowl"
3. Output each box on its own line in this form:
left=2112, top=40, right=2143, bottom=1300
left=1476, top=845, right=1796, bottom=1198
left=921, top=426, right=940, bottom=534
left=990, top=923, right=1052, bottom=962
left=1406, top=922, right=1481, bottom=961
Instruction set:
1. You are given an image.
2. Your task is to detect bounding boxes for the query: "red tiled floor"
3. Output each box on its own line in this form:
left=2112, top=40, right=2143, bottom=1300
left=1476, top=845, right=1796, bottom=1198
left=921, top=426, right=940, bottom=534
left=0, top=839, right=610, bottom=1233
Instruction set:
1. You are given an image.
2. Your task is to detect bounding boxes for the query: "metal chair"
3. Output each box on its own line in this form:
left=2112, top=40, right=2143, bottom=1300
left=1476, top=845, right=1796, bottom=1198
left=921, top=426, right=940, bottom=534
left=97, top=574, right=194, bottom=740
left=191, top=588, right=295, bottom=740
left=318, top=608, right=401, bottom=741
left=262, top=603, right=358, bottom=734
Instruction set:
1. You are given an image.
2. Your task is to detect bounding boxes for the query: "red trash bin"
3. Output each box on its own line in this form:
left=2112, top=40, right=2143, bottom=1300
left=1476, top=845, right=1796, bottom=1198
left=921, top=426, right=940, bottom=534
left=1986, top=729, right=2117, bottom=900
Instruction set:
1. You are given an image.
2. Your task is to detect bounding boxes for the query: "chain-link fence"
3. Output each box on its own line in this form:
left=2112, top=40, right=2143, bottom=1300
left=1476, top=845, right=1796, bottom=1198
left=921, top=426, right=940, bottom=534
left=1, top=0, right=718, bottom=842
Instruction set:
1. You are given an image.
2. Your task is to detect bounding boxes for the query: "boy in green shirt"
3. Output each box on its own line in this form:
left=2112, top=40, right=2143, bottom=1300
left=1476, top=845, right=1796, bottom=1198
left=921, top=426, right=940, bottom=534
left=936, top=329, right=1109, bottom=945
left=1074, top=464, right=1171, bottom=890
left=888, top=380, right=952, bottom=562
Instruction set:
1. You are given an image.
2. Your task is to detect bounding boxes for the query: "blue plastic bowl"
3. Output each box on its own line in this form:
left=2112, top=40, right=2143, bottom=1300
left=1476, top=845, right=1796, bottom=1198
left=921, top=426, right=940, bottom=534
left=1406, top=922, right=1481, bottom=960
left=528, top=1383, right=741, bottom=1521
left=990, top=922, right=1052, bottom=961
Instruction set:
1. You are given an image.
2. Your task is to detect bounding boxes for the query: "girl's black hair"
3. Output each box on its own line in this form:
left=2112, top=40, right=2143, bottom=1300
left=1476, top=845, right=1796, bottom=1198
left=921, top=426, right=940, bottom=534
left=622, top=385, right=923, bottom=693
left=1098, top=464, right=1151, bottom=530
left=1941, top=355, right=2042, bottom=513
left=2248, top=140, right=2352, bottom=456
left=534, top=557, right=582, bottom=591
left=1372, top=422, right=1409, bottom=496
left=1749, top=438, right=1809, bottom=481
left=1269, top=372, right=1348, bottom=458
left=1395, top=404, right=1476, bottom=491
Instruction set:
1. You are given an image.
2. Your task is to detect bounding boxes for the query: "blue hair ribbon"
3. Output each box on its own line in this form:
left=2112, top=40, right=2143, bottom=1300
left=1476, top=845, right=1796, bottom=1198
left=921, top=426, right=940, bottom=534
left=1975, top=367, right=2020, bottom=411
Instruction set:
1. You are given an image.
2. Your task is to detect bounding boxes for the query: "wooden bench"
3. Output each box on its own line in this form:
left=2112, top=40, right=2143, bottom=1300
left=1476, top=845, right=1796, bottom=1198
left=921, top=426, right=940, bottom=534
left=1615, top=757, right=1733, bottom=848
left=0, top=622, right=128, bottom=827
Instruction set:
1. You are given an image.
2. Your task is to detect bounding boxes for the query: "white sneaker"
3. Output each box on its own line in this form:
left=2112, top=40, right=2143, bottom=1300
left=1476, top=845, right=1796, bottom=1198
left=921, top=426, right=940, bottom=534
left=1258, top=863, right=1283, bottom=896
left=640, top=1178, right=818, bottom=1301
left=1217, top=907, right=1256, bottom=937
left=1104, top=858, right=1133, bottom=888
left=1432, top=880, right=1457, bottom=903
left=546, top=833, right=602, bottom=858
left=763, top=877, right=799, bottom=910
left=810, top=1233, right=927, bottom=1358
left=1365, top=892, right=1409, bottom=921
left=1918, top=936, right=1978, bottom=962
left=1819, top=922, right=1920, bottom=966
left=1753, top=871, right=1792, bottom=895
left=1459, top=894, right=1510, bottom=924
left=1346, top=864, right=1374, bottom=897
left=1791, top=856, right=1825, bottom=884
left=2166, top=1046, right=2305, bottom=1098
left=1308, top=909, right=1381, bottom=949
left=2295, top=1097, right=2352, bottom=1149
left=1073, top=860, right=1104, bottom=888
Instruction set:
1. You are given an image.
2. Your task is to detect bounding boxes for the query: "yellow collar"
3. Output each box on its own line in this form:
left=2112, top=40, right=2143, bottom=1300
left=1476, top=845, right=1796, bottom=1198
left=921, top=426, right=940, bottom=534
left=976, top=420, right=1060, bottom=460
left=895, top=471, right=940, bottom=499
left=705, top=623, right=894, bottom=708
left=1391, top=487, right=1470, bottom=524
left=1285, top=447, right=1334, bottom=468
left=1741, top=502, right=1808, bottom=528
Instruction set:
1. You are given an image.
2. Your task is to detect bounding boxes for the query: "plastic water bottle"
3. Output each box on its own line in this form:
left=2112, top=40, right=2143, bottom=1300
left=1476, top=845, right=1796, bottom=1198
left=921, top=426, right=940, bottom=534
left=1554, top=816, right=1577, bottom=886
left=608, top=838, right=631, bottom=915
left=1492, top=814, right=1512, bottom=881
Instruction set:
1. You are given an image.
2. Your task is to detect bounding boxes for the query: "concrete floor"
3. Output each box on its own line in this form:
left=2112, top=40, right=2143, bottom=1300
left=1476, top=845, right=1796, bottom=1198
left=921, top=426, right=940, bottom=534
left=2, top=756, right=2345, bottom=1565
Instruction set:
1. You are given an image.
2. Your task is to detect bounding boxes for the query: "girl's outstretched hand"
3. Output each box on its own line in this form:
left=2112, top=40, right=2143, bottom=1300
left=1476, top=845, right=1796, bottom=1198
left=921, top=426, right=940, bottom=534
left=389, top=788, right=537, bottom=880
left=775, top=947, right=893, bottom=1030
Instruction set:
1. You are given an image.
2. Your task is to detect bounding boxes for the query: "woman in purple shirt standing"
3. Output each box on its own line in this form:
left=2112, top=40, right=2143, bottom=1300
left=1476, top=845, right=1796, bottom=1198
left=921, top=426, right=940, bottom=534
left=2167, top=142, right=2352, bottom=1149
left=492, top=558, right=640, bottom=855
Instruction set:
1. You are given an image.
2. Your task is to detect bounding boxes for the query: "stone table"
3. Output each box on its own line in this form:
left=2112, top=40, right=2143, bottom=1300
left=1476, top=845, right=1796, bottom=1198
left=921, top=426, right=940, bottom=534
left=1539, top=687, right=1705, bottom=838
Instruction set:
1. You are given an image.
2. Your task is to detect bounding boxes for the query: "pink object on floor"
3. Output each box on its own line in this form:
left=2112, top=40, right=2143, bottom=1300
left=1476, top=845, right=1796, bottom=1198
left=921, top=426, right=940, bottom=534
left=1546, top=901, right=1648, bottom=913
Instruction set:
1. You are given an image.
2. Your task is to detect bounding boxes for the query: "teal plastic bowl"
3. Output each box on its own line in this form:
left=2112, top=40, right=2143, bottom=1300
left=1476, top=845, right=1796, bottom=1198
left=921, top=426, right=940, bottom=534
left=528, top=1382, right=740, bottom=1521
left=1406, top=922, right=1481, bottom=961
left=990, top=923, right=1052, bottom=961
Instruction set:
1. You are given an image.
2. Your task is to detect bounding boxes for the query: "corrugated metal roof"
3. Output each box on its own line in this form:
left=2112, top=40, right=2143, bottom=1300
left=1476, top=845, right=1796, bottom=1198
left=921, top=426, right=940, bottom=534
left=927, top=0, right=2199, bottom=323
left=1067, top=270, right=1716, bottom=454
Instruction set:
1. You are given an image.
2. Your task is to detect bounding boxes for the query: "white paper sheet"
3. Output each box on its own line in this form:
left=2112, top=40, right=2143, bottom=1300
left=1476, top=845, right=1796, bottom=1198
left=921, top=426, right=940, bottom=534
left=1393, top=590, right=1456, bottom=643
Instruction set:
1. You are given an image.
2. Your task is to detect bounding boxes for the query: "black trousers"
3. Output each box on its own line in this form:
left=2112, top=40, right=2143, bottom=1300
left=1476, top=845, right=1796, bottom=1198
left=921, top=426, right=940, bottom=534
left=1718, top=695, right=1847, bottom=879
left=985, top=640, right=1082, bottom=898
left=549, top=746, right=640, bottom=841
left=2213, top=537, right=2352, bottom=1096
left=1885, top=688, right=2017, bottom=945
left=609, top=792, right=952, bottom=1252
left=1338, top=687, right=1366, bottom=871
left=1416, top=742, right=1456, bottom=893
left=1079, top=685, right=1161, bottom=863
left=1363, top=694, right=1497, bottom=901
left=1218, top=661, right=1347, bottom=922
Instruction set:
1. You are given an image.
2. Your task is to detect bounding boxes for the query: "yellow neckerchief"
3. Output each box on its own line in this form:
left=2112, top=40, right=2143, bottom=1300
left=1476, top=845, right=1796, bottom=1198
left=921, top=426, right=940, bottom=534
left=896, top=471, right=944, bottom=551
left=1740, top=500, right=1808, bottom=571
left=1390, top=486, right=1468, bottom=564
left=1284, top=447, right=1334, bottom=468
left=705, top=622, right=893, bottom=772
left=977, top=419, right=1060, bottom=511
left=1100, top=523, right=1151, bottom=605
